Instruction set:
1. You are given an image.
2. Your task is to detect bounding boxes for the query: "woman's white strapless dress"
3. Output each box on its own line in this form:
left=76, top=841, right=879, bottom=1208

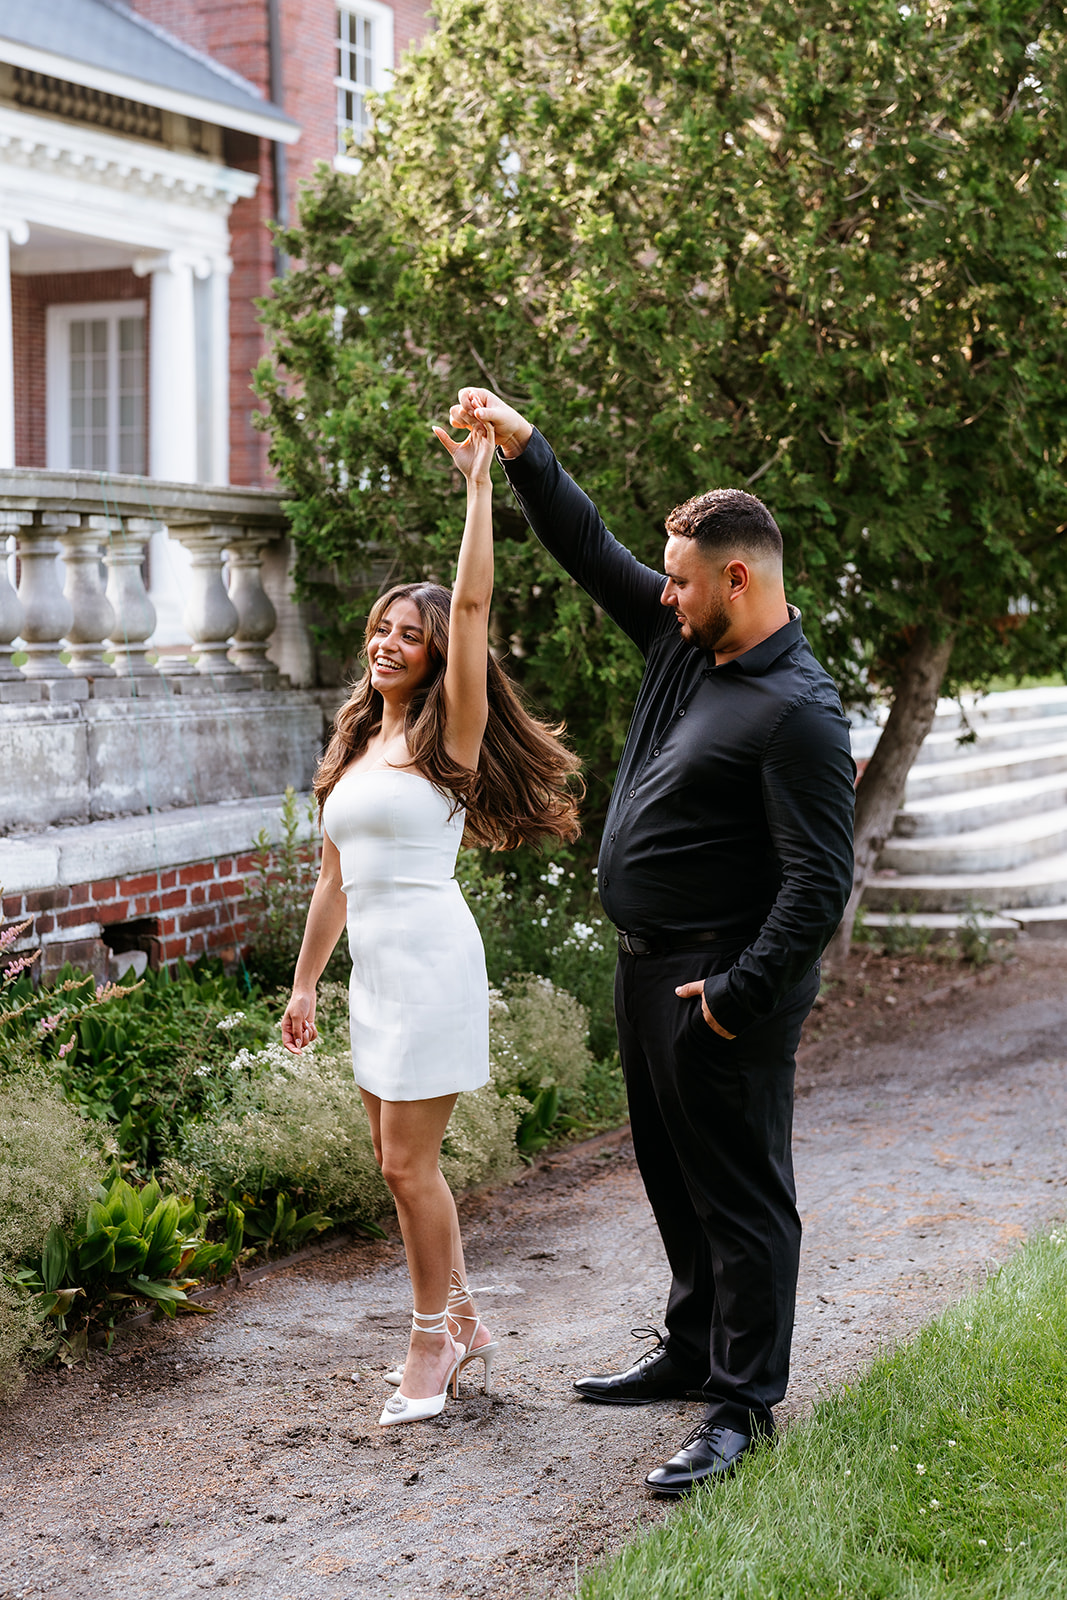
left=321, top=765, right=490, bottom=1101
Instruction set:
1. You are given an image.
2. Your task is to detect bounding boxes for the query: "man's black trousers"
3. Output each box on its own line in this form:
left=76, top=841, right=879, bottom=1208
left=614, top=943, right=819, bottom=1437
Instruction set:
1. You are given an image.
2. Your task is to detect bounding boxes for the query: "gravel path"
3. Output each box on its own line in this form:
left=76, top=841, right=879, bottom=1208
left=1, top=945, right=1065, bottom=1599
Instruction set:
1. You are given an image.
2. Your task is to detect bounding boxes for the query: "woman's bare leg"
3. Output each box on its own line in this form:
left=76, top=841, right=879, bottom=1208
left=361, top=1089, right=463, bottom=1400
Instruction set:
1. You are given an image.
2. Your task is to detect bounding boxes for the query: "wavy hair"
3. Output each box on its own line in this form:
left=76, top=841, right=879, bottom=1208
left=314, top=582, right=583, bottom=850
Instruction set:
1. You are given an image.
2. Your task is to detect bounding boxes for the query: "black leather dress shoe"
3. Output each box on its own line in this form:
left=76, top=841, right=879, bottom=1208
left=573, top=1329, right=704, bottom=1406
left=644, top=1420, right=759, bottom=1496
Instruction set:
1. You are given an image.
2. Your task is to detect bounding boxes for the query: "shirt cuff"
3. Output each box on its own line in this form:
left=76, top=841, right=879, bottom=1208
left=498, top=426, right=551, bottom=481
left=701, top=972, right=752, bottom=1038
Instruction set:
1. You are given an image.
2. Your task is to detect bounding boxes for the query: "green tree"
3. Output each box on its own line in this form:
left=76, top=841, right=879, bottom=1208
left=257, top=0, right=1067, bottom=948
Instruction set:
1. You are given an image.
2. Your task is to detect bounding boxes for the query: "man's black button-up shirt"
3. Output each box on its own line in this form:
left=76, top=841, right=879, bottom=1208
left=503, top=429, right=856, bottom=1037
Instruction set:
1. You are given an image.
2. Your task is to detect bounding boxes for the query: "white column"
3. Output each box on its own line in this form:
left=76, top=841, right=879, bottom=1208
left=208, top=257, right=233, bottom=486
left=0, top=218, right=29, bottom=469
left=133, top=251, right=201, bottom=483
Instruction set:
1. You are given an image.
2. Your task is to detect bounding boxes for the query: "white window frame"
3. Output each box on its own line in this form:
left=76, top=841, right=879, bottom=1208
left=334, top=0, right=394, bottom=172
left=46, top=300, right=147, bottom=475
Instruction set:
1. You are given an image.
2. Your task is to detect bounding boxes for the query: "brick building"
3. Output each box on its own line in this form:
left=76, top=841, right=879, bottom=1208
left=0, top=0, right=432, bottom=638
left=0, top=0, right=434, bottom=976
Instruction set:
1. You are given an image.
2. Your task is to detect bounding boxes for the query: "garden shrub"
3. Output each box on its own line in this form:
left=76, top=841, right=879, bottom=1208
left=457, top=851, right=617, bottom=1062
left=174, top=1041, right=392, bottom=1223
left=176, top=1038, right=530, bottom=1226
left=439, top=1082, right=530, bottom=1193
left=489, top=976, right=593, bottom=1100
left=58, top=962, right=278, bottom=1170
left=0, top=1073, right=111, bottom=1268
left=0, top=1283, right=39, bottom=1402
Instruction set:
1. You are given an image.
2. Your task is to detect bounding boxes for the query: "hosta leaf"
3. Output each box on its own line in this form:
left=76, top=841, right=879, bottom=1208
left=40, top=1224, right=69, bottom=1293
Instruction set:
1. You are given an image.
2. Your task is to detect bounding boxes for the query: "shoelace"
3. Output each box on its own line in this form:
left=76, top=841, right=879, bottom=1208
left=628, top=1325, right=667, bottom=1368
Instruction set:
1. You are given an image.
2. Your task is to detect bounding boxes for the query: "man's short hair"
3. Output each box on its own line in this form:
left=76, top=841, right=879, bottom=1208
left=664, top=488, right=783, bottom=563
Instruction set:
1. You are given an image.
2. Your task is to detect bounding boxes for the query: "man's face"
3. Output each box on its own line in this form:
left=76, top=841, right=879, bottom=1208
left=660, top=535, right=732, bottom=651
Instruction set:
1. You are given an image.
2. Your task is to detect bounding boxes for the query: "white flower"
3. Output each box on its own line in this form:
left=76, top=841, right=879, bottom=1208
left=929, top=1499, right=940, bottom=1509
left=890, top=1444, right=899, bottom=1453
left=978, top=1539, right=987, bottom=1547
left=915, top=1463, right=926, bottom=1476
left=947, top=1439, right=957, bottom=1447
left=216, top=1011, right=246, bottom=1031
left=194, top=1063, right=212, bottom=1078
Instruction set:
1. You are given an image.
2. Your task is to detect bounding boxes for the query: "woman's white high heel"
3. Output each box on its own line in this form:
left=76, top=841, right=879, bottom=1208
left=383, top=1272, right=500, bottom=1393
left=378, top=1309, right=460, bottom=1427
left=446, top=1270, right=499, bottom=1396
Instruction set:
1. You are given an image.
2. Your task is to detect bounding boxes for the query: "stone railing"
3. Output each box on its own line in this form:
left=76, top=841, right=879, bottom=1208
left=0, top=468, right=293, bottom=703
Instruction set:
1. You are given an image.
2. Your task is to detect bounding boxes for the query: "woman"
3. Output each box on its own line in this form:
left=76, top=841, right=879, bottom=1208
left=281, top=418, right=581, bottom=1427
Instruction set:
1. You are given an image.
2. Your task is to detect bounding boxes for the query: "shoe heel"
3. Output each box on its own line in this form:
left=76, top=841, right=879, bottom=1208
left=479, top=1344, right=497, bottom=1394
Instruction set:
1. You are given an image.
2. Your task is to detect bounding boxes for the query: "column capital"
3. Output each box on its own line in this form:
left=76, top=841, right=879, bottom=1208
left=0, top=217, right=28, bottom=246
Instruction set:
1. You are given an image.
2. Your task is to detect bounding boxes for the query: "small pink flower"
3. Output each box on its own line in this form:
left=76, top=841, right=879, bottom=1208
left=57, top=1038, right=75, bottom=1059
left=37, top=1012, right=64, bottom=1036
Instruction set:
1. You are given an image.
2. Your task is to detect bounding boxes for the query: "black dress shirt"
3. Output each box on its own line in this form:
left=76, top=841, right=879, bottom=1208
left=502, top=429, right=856, bottom=1037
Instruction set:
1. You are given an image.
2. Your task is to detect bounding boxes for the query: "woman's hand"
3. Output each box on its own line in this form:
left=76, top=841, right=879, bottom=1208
left=282, top=989, right=319, bottom=1054
left=433, top=419, right=496, bottom=485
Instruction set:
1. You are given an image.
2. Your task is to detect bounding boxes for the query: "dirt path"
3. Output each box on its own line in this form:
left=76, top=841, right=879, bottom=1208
left=2, top=944, right=1066, bottom=1600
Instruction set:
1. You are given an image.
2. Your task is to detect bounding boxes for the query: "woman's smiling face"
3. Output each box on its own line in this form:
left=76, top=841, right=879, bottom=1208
left=367, top=597, right=433, bottom=699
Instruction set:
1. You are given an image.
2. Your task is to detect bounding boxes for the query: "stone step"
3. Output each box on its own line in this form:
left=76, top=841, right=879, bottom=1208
left=904, top=737, right=1067, bottom=801
left=860, top=905, right=1067, bottom=940
left=912, top=712, right=1067, bottom=766
left=927, top=685, right=1067, bottom=730
left=881, top=805, right=1067, bottom=874
left=864, top=848, right=1067, bottom=913
left=895, top=770, right=1067, bottom=838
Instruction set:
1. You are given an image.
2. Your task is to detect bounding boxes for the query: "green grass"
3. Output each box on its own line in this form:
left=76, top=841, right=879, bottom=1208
left=581, top=1229, right=1067, bottom=1599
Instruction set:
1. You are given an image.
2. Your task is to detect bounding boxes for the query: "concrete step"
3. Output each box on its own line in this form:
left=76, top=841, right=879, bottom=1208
left=927, top=685, right=1067, bottom=731
left=912, top=712, right=1067, bottom=766
left=904, top=737, right=1067, bottom=801
left=861, top=906, right=1067, bottom=939
left=881, top=805, right=1067, bottom=874
left=864, top=848, right=1067, bottom=913
left=895, top=770, right=1067, bottom=838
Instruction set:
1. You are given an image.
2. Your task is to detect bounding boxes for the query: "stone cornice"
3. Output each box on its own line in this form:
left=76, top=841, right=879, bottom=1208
left=0, top=103, right=258, bottom=209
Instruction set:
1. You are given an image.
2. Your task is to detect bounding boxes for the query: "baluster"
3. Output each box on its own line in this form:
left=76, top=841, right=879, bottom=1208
left=0, top=512, right=40, bottom=702
left=59, top=522, right=117, bottom=689
left=15, top=510, right=86, bottom=698
left=100, top=515, right=166, bottom=692
left=225, top=529, right=281, bottom=685
left=165, top=521, right=248, bottom=686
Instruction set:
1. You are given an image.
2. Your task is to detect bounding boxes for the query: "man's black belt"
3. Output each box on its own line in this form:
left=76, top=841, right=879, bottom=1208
left=616, top=928, right=721, bottom=957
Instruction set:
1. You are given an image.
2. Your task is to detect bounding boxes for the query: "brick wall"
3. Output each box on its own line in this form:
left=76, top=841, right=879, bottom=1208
left=3, top=852, right=264, bottom=980
left=118, top=2, right=434, bottom=485
left=12, top=269, right=148, bottom=469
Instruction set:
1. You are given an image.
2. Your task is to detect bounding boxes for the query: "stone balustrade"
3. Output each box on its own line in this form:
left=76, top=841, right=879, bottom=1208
left=0, top=468, right=294, bottom=702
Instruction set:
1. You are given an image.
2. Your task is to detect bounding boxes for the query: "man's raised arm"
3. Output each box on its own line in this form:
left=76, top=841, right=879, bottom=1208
left=449, top=388, right=666, bottom=653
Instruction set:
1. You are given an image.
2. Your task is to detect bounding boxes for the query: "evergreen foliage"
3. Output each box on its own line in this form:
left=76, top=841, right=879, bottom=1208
left=257, top=0, right=1067, bottom=843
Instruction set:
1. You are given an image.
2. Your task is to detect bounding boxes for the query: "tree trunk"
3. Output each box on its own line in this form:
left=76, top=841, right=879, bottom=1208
left=823, top=626, right=957, bottom=974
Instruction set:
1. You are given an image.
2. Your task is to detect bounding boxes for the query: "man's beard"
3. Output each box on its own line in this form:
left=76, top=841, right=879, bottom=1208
left=681, top=588, right=731, bottom=652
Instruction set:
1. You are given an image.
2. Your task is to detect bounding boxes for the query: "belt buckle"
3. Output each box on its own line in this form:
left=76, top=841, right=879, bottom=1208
left=617, top=930, right=652, bottom=956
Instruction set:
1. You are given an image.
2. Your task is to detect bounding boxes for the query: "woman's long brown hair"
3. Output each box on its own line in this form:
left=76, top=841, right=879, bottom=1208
left=314, top=582, right=583, bottom=849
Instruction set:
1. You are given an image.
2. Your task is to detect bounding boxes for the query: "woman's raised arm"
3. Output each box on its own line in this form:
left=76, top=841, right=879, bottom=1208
left=431, top=419, right=497, bottom=771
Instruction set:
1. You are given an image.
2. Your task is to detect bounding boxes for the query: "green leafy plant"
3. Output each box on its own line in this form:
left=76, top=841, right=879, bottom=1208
left=239, top=1190, right=332, bottom=1260
left=8, top=1168, right=246, bottom=1367
left=57, top=962, right=277, bottom=1170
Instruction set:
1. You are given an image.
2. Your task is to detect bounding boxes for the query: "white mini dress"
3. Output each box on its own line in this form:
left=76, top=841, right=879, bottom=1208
left=321, top=765, right=490, bottom=1101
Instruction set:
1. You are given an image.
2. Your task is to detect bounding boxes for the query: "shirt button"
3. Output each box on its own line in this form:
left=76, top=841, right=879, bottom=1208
left=652, top=748, right=660, bottom=756
left=628, top=789, right=636, bottom=798
left=678, top=708, right=686, bottom=717
left=610, top=831, right=616, bottom=841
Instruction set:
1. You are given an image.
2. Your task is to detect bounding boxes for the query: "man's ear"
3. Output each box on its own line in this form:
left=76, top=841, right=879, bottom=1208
left=724, top=559, right=750, bottom=595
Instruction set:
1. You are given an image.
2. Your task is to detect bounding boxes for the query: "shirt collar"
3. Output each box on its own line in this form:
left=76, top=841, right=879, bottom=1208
left=708, top=605, right=804, bottom=676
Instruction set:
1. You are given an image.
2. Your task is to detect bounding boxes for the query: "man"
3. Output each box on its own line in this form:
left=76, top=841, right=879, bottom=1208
left=451, top=387, right=855, bottom=1496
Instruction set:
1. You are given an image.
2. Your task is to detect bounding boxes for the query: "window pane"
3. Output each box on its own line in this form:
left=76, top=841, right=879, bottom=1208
left=63, top=310, right=145, bottom=476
